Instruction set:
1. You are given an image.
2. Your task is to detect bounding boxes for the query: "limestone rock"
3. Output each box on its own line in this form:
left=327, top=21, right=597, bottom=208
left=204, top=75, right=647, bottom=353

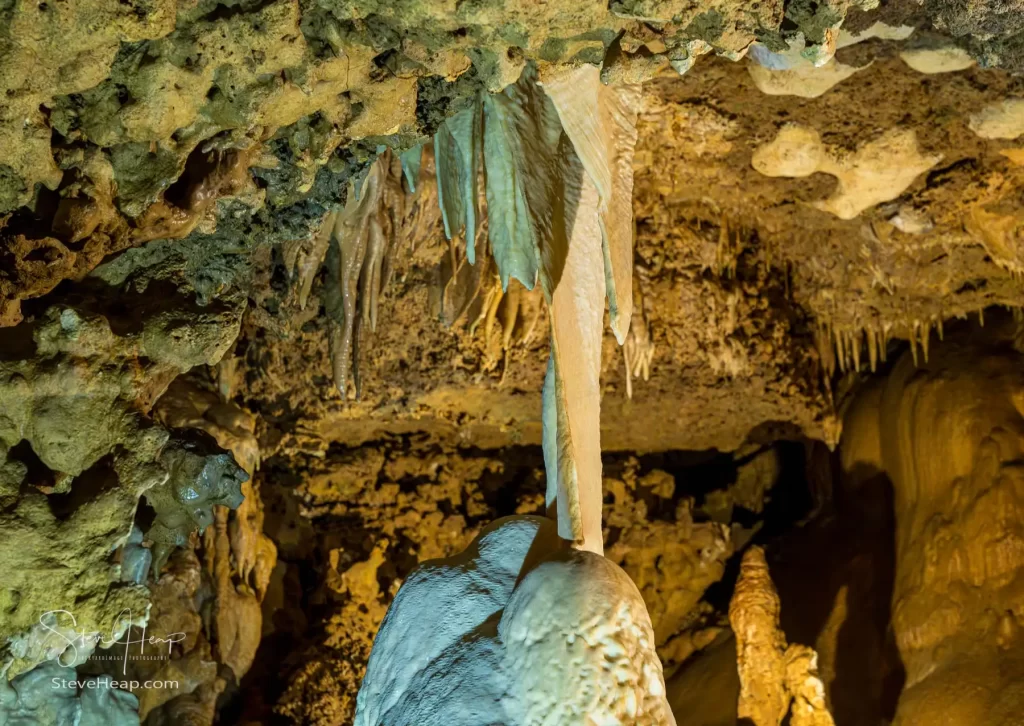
left=145, top=429, right=247, bottom=573
left=969, top=98, right=1024, bottom=140
left=0, top=295, right=242, bottom=675
left=836, top=22, right=916, bottom=49
left=747, top=58, right=865, bottom=99
left=900, top=46, right=976, bottom=73
left=0, top=661, right=140, bottom=726
left=752, top=124, right=942, bottom=219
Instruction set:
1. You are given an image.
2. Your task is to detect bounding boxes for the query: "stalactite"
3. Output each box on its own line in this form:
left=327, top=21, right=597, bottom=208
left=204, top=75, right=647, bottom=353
left=326, top=161, right=383, bottom=397
left=288, top=146, right=438, bottom=399
left=480, top=64, right=563, bottom=292
left=867, top=327, right=878, bottom=372
left=436, top=106, right=483, bottom=263
left=500, top=280, right=520, bottom=352
left=624, top=301, right=655, bottom=399
left=544, top=147, right=606, bottom=553
left=543, top=63, right=641, bottom=343
left=815, top=324, right=835, bottom=378
left=399, top=143, right=424, bottom=194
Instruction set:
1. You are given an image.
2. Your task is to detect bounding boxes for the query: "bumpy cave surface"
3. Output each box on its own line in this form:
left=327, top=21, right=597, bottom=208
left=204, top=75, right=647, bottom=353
left=1, top=0, right=1023, bottom=724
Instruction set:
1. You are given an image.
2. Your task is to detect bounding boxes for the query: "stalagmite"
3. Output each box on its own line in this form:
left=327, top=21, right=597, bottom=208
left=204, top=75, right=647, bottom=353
left=785, top=646, right=836, bottom=726
left=354, top=517, right=676, bottom=725
left=730, top=547, right=836, bottom=726
left=731, top=547, right=788, bottom=725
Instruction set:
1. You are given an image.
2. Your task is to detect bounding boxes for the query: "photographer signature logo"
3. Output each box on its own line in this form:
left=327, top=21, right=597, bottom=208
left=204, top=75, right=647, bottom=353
left=40, top=609, right=186, bottom=675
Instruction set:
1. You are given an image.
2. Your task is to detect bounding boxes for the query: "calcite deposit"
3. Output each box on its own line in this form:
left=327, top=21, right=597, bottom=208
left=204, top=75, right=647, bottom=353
left=355, top=516, right=675, bottom=725
left=2, top=0, right=1024, bottom=724
left=730, top=547, right=835, bottom=726
left=842, top=318, right=1024, bottom=726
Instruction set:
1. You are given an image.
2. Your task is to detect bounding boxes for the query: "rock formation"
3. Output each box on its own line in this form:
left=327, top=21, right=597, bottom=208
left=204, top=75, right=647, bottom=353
left=842, top=318, right=1024, bottom=726
left=355, top=516, right=675, bottom=726
left=1, top=1, right=1024, bottom=724
left=730, top=547, right=835, bottom=726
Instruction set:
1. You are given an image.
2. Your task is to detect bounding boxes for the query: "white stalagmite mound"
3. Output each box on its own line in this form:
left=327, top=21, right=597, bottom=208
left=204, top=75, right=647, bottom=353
left=354, top=516, right=676, bottom=726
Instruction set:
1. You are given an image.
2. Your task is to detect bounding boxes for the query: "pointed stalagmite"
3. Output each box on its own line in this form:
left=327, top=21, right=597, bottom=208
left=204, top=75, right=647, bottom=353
left=731, top=546, right=789, bottom=725
left=785, top=646, right=837, bottom=726
left=731, top=546, right=836, bottom=726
